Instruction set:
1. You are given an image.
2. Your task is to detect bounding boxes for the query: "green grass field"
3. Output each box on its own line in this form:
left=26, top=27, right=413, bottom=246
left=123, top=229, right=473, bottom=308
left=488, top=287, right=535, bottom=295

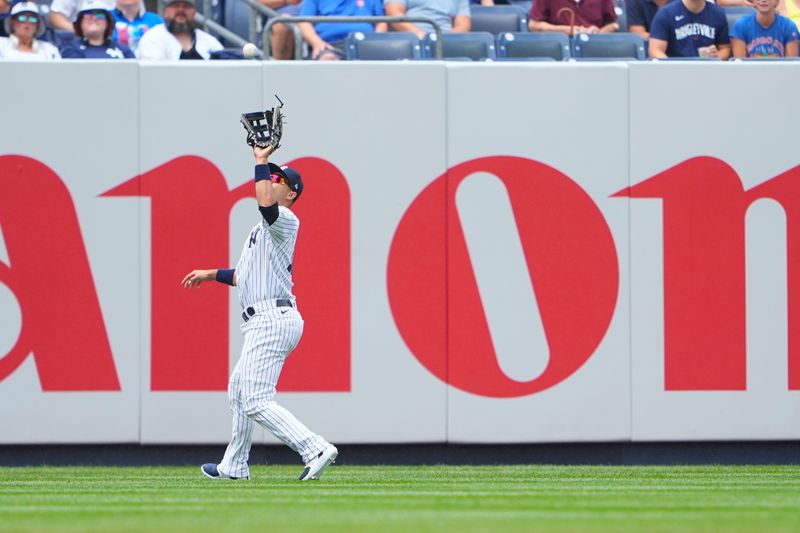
left=1, top=465, right=798, bottom=533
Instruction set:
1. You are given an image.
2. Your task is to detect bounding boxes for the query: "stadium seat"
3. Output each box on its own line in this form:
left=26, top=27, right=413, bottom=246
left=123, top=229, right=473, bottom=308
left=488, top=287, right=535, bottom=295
left=469, top=5, right=529, bottom=34
left=571, top=32, right=647, bottom=60
left=724, top=6, right=756, bottom=32
left=422, top=32, right=497, bottom=60
left=224, top=0, right=252, bottom=41
left=496, top=32, right=571, bottom=60
left=494, top=56, right=557, bottom=62
left=345, top=32, right=422, bottom=60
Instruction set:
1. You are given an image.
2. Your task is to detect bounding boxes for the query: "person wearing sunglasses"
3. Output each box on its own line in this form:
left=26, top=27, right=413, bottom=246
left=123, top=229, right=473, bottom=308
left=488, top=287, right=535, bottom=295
left=0, top=2, right=60, bottom=60
left=61, top=0, right=134, bottom=58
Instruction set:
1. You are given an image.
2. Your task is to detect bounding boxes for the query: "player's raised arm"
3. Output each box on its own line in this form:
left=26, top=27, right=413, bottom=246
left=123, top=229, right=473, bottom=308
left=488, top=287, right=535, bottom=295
left=253, top=144, right=279, bottom=210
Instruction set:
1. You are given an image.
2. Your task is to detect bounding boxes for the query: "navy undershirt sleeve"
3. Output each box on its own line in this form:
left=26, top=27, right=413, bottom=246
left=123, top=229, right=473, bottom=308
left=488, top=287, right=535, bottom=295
left=255, top=164, right=270, bottom=182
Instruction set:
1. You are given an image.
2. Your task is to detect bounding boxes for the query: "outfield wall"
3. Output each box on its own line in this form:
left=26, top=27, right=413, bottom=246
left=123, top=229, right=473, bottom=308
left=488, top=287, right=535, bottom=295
left=1, top=61, right=798, bottom=444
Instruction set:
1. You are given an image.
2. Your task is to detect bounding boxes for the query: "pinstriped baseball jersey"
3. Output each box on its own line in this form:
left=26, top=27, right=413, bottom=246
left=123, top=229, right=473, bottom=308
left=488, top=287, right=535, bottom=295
left=235, top=206, right=299, bottom=308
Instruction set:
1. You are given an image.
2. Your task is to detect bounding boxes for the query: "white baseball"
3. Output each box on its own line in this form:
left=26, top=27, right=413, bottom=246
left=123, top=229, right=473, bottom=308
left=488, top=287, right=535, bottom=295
left=242, top=43, right=259, bottom=59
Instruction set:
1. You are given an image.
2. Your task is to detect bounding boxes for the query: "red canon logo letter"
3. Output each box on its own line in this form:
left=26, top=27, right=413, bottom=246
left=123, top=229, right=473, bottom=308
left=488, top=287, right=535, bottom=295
left=388, top=156, right=619, bottom=397
left=0, top=156, right=120, bottom=390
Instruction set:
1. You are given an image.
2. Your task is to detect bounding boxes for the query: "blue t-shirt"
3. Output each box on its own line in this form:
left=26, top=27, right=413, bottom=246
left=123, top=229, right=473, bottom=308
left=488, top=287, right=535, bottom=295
left=301, top=0, right=385, bottom=44
left=650, top=0, right=730, bottom=57
left=60, top=39, right=135, bottom=59
left=731, top=13, right=798, bottom=57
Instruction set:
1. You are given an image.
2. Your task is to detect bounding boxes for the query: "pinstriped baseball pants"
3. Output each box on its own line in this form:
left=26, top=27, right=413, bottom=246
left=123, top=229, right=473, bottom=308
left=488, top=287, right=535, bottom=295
left=218, top=306, right=329, bottom=478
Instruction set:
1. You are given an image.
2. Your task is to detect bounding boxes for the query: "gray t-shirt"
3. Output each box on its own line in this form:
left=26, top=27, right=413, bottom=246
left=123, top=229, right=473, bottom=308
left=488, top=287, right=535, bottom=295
left=385, top=0, right=471, bottom=32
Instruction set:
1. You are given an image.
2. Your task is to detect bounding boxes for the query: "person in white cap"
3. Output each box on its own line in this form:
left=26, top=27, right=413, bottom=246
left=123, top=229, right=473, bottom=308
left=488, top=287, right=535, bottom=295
left=61, top=0, right=135, bottom=58
left=0, top=2, right=61, bottom=60
left=137, top=0, right=222, bottom=60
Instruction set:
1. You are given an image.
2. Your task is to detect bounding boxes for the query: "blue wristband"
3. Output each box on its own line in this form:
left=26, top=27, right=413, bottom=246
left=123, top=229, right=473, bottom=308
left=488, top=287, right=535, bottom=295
left=255, top=164, right=270, bottom=182
left=215, top=268, right=235, bottom=286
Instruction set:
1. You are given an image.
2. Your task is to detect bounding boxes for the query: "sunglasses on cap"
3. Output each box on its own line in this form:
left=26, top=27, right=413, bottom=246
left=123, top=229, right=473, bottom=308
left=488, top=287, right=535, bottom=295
left=83, top=11, right=108, bottom=19
left=14, top=14, right=39, bottom=23
left=271, top=174, right=288, bottom=186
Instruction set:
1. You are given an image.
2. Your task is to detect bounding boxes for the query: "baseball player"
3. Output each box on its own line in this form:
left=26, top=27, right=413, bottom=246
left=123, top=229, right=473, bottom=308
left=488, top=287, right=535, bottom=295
left=181, top=142, right=337, bottom=481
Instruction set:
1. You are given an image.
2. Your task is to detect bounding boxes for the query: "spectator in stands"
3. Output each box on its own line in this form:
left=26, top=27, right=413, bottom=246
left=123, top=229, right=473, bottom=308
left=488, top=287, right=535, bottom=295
left=731, top=0, right=798, bottom=56
left=384, top=0, right=471, bottom=38
left=627, top=0, right=675, bottom=39
left=299, top=0, right=386, bottom=60
left=137, top=0, right=223, bottom=60
left=61, top=0, right=134, bottom=58
left=649, top=0, right=731, bottom=58
left=0, top=1, right=61, bottom=59
left=113, top=0, right=163, bottom=55
left=529, top=0, right=619, bottom=35
left=260, top=0, right=302, bottom=60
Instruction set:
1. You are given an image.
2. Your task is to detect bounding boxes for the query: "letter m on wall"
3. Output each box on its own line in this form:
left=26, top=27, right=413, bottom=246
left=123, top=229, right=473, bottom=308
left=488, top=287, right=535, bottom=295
left=616, top=157, right=800, bottom=391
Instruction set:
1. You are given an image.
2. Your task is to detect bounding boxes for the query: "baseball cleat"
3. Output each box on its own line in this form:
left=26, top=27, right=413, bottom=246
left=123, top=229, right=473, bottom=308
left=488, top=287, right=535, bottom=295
left=298, top=445, right=338, bottom=481
left=201, top=463, right=249, bottom=480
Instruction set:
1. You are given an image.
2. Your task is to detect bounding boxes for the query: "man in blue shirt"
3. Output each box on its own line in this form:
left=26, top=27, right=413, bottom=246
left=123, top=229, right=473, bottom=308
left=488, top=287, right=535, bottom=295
left=299, top=0, right=387, bottom=60
left=649, top=0, right=731, bottom=58
left=731, top=0, right=798, bottom=57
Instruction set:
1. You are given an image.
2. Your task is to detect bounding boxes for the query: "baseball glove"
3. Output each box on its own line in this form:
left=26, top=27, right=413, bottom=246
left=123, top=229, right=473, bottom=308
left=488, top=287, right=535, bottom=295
left=240, top=95, right=284, bottom=150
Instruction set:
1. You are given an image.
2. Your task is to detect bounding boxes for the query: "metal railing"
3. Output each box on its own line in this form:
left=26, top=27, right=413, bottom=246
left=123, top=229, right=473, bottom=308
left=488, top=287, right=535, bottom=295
left=264, top=16, right=444, bottom=60
left=194, top=12, right=249, bottom=47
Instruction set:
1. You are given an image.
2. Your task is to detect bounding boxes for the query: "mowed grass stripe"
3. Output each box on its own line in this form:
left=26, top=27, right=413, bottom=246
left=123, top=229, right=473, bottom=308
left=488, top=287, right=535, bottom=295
left=0, top=465, right=798, bottom=533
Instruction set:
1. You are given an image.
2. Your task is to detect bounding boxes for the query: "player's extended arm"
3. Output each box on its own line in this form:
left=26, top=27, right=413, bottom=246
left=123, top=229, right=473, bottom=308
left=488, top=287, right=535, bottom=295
left=181, top=269, right=237, bottom=288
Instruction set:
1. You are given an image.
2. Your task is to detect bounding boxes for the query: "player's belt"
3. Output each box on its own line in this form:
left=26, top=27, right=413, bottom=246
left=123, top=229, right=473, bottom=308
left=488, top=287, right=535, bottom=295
left=242, top=299, right=293, bottom=321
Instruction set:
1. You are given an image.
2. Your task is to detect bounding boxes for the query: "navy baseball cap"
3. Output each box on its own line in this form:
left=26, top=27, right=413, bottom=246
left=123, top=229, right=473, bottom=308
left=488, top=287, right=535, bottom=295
left=268, top=163, right=303, bottom=200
